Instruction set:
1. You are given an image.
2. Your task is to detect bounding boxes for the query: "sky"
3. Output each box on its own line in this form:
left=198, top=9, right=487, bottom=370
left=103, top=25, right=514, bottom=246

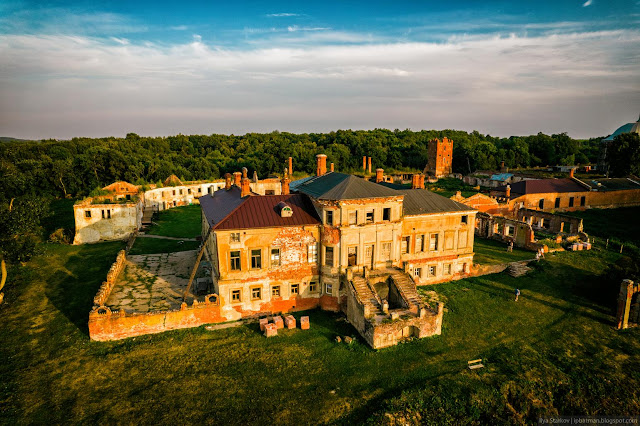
left=0, top=0, right=639, bottom=140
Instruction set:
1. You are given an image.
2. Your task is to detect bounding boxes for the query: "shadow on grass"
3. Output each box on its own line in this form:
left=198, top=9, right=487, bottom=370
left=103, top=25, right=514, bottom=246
left=44, top=243, right=124, bottom=337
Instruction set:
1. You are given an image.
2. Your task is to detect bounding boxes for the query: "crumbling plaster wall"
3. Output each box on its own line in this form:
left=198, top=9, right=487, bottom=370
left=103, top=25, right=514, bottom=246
left=73, top=200, right=142, bottom=244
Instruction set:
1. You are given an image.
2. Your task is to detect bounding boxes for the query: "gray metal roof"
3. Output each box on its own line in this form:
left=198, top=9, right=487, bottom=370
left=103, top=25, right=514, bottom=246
left=295, top=172, right=399, bottom=200
left=397, top=189, right=475, bottom=215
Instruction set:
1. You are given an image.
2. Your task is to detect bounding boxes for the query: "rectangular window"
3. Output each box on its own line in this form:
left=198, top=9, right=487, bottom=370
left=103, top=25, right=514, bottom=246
left=538, top=199, right=544, bottom=209
left=102, top=210, right=105, bottom=219
left=230, top=251, right=241, bottom=271
left=458, top=231, right=468, bottom=249
left=309, top=282, right=318, bottom=293
left=326, top=210, right=333, bottom=226
left=555, top=198, right=560, bottom=208
left=461, top=215, right=468, bottom=224
left=568, top=197, right=574, bottom=207
left=416, top=234, right=424, bottom=252
left=444, top=264, right=452, bottom=275
left=348, top=210, right=357, bottom=225
left=188, top=188, right=191, bottom=194
left=308, top=244, right=317, bottom=263
left=231, top=289, right=241, bottom=302
left=173, top=190, right=176, bottom=196
left=271, top=286, right=280, bottom=297
left=291, top=283, right=299, bottom=295
left=230, top=232, right=240, bottom=243
left=198, top=188, right=202, bottom=193
left=413, top=268, right=422, bottom=277
left=85, top=210, right=91, bottom=218
left=180, top=189, right=184, bottom=195
left=173, top=201, right=176, bottom=207
left=251, top=249, right=262, bottom=269
left=271, top=248, right=281, bottom=267
left=429, top=233, right=439, bottom=251
left=325, top=283, right=333, bottom=295
left=325, top=247, right=334, bottom=266
left=381, top=242, right=391, bottom=261
left=506, top=226, right=514, bottom=237
left=347, top=246, right=358, bottom=266
left=365, top=209, right=374, bottom=224
left=383, top=207, right=391, bottom=221
left=401, top=236, right=410, bottom=254
left=251, top=287, right=262, bottom=300
left=429, top=265, right=437, bottom=277
left=580, top=196, right=586, bottom=206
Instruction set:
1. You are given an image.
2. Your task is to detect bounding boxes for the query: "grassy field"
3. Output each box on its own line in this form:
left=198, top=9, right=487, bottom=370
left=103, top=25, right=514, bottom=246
left=472, top=237, right=535, bottom=265
left=426, top=178, right=478, bottom=198
left=146, top=205, right=202, bottom=238
left=128, top=237, right=200, bottom=255
left=565, top=206, right=640, bottom=245
left=1, top=238, right=638, bottom=424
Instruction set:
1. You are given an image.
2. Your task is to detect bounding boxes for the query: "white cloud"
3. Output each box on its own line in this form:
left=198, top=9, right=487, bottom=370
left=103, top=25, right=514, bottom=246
left=0, top=29, right=638, bottom=139
left=266, top=13, right=300, bottom=17
left=170, top=25, right=188, bottom=31
left=583, top=0, right=593, bottom=6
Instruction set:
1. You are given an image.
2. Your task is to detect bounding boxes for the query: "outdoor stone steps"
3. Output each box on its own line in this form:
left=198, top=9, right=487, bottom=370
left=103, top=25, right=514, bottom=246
left=389, top=272, right=423, bottom=308
left=351, top=276, right=382, bottom=314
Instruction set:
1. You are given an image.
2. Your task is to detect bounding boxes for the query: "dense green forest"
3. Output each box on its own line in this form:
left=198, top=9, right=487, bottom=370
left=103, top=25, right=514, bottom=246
left=0, top=129, right=606, bottom=200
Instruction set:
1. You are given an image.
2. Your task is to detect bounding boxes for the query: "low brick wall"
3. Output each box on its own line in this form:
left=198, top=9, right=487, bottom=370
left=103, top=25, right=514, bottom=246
left=93, top=250, right=126, bottom=306
left=89, top=295, right=227, bottom=341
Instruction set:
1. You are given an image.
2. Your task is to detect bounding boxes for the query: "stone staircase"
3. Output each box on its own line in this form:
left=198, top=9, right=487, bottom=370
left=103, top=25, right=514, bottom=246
left=142, top=206, right=155, bottom=226
left=508, top=261, right=532, bottom=278
left=389, top=270, right=423, bottom=309
left=351, top=275, right=383, bottom=317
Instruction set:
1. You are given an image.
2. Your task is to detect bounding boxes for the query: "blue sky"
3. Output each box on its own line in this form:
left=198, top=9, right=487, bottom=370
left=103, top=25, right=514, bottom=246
left=0, top=0, right=639, bottom=139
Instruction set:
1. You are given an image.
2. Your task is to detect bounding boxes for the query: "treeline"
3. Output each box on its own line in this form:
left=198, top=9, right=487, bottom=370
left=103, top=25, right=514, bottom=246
left=0, top=129, right=604, bottom=200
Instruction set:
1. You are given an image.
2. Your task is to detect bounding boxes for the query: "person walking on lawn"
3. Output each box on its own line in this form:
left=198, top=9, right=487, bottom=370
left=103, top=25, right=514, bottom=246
left=514, top=288, right=521, bottom=301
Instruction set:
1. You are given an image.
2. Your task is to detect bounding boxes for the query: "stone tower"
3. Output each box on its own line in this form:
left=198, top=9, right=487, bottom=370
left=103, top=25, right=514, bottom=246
left=424, top=137, right=453, bottom=178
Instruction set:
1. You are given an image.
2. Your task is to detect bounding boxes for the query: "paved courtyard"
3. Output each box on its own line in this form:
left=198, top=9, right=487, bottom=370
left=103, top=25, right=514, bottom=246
left=106, top=250, right=207, bottom=313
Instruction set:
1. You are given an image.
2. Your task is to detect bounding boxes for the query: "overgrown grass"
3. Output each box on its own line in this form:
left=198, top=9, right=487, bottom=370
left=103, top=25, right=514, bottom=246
left=128, top=237, right=200, bottom=255
left=426, top=178, right=478, bottom=198
left=1, top=242, right=638, bottom=424
left=146, top=205, right=202, bottom=238
left=565, top=206, right=640, bottom=244
left=473, top=237, right=535, bottom=265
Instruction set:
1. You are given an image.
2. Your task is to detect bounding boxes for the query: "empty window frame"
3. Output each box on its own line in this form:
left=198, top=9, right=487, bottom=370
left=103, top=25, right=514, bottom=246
left=383, top=207, right=391, bottom=221
left=308, top=244, right=317, bottom=263
left=347, top=246, right=358, bottom=266
left=231, top=289, right=242, bottom=302
left=555, top=197, right=560, bottom=208
left=461, top=215, right=468, bottom=224
left=444, top=263, right=452, bottom=275
left=251, top=249, right=262, bottom=269
left=401, top=236, right=410, bottom=254
left=230, top=251, right=241, bottom=271
left=365, top=209, right=374, bottom=224
left=272, top=286, right=281, bottom=297
left=271, top=248, right=281, bottom=267
left=429, top=233, right=439, bottom=251
left=428, top=265, right=437, bottom=277
left=230, top=232, right=240, bottom=243
left=415, top=234, right=424, bottom=252
left=580, top=196, right=586, bottom=206
left=309, top=281, right=318, bottom=293
left=569, top=197, right=574, bottom=207
left=325, top=210, right=334, bottom=226
left=325, top=246, right=334, bottom=266
left=348, top=210, right=357, bottom=225
left=251, top=287, right=262, bottom=300
left=85, top=210, right=92, bottom=218
left=290, top=283, right=299, bottom=295
left=538, top=199, right=545, bottom=209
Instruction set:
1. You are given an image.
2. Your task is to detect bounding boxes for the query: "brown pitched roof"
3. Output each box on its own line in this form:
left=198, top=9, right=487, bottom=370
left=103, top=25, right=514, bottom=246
left=504, top=178, right=586, bottom=196
left=200, top=190, right=321, bottom=231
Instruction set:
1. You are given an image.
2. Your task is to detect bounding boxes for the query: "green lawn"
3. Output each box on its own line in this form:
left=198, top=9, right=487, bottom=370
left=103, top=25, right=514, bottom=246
left=565, top=206, right=640, bottom=245
left=1, top=240, right=638, bottom=424
left=146, top=205, right=202, bottom=238
left=426, top=177, right=479, bottom=199
left=473, top=237, right=535, bottom=265
left=128, top=237, right=200, bottom=255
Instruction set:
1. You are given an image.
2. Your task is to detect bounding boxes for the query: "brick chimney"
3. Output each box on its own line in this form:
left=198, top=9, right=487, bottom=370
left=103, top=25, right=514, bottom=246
left=241, top=167, right=251, bottom=197
left=419, top=174, right=425, bottom=188
left=281, top=168, right=290, bottom=195
left=500, top=161, right=507, bottom=173
left=362, top=156, right=366, bottom=171
left=288, top=157, right=293, bottom=175
left=505, top=184, right=511, bottom=198
left=233, top=171, right=242, bottom=187
left=224, top=173, right=232, bottom=190
left=316, top=154, right=327, bottom=176
left=330, top=162, right=334, bottom=172
left=376, top=168, right=384, bottom=183
left=411, top=174, right=421, bottom=189
left=367, top=157, right=372, bottom=174
left=569, top=168, right=575, bottom=178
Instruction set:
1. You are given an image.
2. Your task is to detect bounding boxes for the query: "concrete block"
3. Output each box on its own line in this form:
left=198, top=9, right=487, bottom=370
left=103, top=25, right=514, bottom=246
left=284, top=315, right=296, bottom=329
left=577, top=244, right=583, bottom=251
left=264, top=323, right=277, bottom=337
left=259, top=317, right=269, bottom=331
left=300, top=316, right=310, bottom=330
left=273, top=315, right=284, bottom=329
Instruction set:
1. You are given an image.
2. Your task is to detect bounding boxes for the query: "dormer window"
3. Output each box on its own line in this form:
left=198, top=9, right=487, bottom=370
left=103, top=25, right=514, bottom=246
left=277, top=201, right=293, bottom=218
